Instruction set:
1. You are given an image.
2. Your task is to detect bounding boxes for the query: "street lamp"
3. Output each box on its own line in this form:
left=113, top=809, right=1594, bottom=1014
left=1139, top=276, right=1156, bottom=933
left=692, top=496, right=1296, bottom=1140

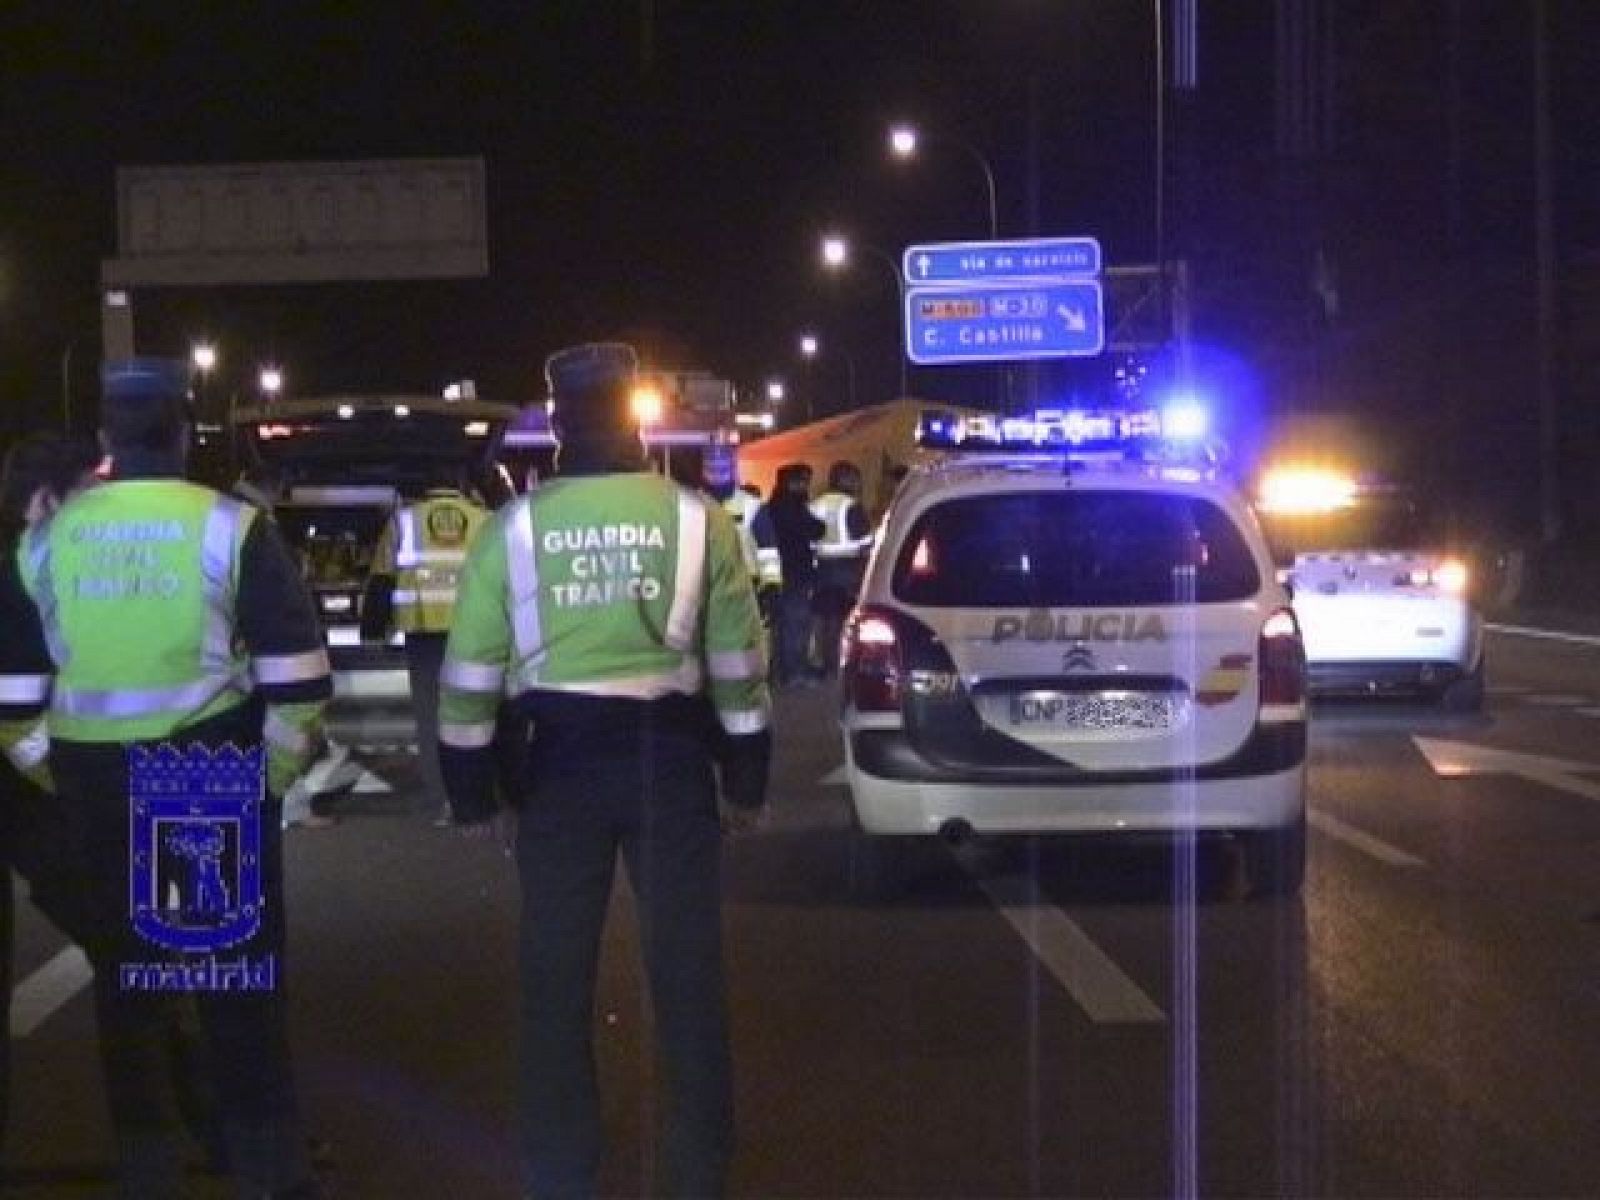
left=765, top=379, right=786, bottom=405
left=798, top=330, right=856, bottom=417
left=191, top=342, right=218, bottom=419
left=887, top=121, right=999, bottom=238
left=819, top=233, right=908, bottom=399
left=258, top=366, right=283, bottom=398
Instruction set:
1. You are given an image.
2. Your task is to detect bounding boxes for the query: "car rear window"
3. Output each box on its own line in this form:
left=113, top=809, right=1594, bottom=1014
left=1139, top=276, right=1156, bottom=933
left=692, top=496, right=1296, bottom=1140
left=891, top=489, right=1261, bottom=607
left=1258, top=492, right=1436, bottom=556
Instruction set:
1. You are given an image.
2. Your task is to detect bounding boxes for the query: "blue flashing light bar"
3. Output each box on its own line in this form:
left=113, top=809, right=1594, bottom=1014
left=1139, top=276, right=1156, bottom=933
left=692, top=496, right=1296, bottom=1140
left=916, top=405, right=1228, bottom=470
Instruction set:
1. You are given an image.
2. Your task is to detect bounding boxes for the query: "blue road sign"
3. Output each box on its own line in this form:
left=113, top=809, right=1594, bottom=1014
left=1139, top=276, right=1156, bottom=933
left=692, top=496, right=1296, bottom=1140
left=902, top=237, right=1102, bottom=286
left=904, top=281, right=1104, bottom=365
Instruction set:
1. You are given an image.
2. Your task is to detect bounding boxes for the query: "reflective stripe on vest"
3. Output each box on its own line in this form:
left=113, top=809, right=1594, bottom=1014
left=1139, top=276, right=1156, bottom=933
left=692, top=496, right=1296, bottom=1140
left=665, top=492, right=706, bottom=651
left=501, top=488, right=710, bottom=693
left=395, top=508, right=472, bottom=571
left=813, top=492, right=867, bottom=559
left=0, top=673, right=51, bottom=705
left=723, top=492, right=761, bottom=575
left=24, top=522, right=70, bottom=668
left=505, top=501, right=545, bottom=673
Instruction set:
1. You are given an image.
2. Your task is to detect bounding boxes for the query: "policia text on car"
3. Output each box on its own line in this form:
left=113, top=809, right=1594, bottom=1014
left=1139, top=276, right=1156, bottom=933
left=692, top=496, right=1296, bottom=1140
left=438, top=342, right=771, bottom=1199
left=0, top=361, right=330, bottom=1197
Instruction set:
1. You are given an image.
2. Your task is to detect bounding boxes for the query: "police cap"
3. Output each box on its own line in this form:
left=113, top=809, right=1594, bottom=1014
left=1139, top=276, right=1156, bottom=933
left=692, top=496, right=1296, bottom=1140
left=544, top=342, right=638, bottom=403
left=99, top=357, right=194, bottom=450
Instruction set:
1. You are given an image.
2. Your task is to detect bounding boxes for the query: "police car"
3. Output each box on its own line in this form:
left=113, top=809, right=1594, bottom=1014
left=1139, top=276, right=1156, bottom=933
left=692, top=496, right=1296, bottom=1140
left=838, top=407, right=1309, bottom=897
left=1254, top=466, right=1484, bottom=710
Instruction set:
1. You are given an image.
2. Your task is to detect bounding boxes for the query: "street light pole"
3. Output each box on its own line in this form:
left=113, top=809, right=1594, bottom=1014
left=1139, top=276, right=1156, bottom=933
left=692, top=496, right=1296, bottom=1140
left=820, top=234, right=908, bottom=399
left=889, top=123, right=999, bottom=238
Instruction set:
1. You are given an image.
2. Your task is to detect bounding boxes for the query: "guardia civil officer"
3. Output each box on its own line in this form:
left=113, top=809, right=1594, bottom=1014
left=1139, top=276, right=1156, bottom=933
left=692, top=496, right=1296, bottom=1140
left=438, top=343, right=771, bottom=1199
left=808, top=460, right=872, bottom=676
left=362, top=477, right=489, bottom=823
left=0, top=361, right=330, bottom=1197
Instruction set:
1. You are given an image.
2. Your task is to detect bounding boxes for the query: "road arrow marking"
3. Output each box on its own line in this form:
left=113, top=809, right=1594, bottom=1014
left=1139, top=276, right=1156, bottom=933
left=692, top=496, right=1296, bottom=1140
left=915, top=253, right=931, bottom=277
left=1414, top=736, right=1600, bottom=807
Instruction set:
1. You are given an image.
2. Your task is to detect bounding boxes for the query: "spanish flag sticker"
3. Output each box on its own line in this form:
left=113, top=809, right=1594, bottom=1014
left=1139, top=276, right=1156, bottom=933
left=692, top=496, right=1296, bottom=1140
left=1196, top=653, right=1252, bottom=706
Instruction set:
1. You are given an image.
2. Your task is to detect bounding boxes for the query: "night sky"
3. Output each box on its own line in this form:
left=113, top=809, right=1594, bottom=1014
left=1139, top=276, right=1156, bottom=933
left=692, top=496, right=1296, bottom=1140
left=2, top=1, right=1596, bottom=514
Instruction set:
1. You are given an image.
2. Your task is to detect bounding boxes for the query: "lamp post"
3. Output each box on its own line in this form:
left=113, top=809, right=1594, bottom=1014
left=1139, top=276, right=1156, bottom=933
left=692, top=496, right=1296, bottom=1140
left=191, top=341, right=218, bottom=417
left=258, top=365, right=284, bottom=401
left=819, top=233, right=908, bottom=398
left=886, top=122, right=999, bottom=239
left=799, top=330, right=856, bottom=417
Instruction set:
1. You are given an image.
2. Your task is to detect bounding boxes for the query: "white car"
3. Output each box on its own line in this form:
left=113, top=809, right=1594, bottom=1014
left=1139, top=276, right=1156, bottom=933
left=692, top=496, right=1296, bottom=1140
left=1254, top=470, right=1484, bottom=710
left=838, top=410, right=1310, bottom=898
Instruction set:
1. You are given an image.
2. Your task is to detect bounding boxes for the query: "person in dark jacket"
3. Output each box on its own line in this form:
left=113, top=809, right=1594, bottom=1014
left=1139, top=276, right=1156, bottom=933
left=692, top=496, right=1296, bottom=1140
left=760, top=464, right=825, bottom=686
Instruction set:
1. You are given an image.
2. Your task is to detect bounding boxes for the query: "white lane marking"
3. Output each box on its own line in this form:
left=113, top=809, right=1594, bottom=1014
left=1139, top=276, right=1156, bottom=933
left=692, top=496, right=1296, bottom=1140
left=351, top=769, right=394, bottom=794
left=1578, top=708, right=1600, bottom=719
left=1522, top=694, right=1590, bottom=707
left=1414, top=736, right=1600, bottom=807
left=1487, top=623, right=1600, bottom=648
left=9, top=946, right=92, bottom=1038
left=817, top=765, right=847, bottom=786
left=1307, top=809, right=1426, bottom=868
left=976, top=873, right=1166, bottom=1025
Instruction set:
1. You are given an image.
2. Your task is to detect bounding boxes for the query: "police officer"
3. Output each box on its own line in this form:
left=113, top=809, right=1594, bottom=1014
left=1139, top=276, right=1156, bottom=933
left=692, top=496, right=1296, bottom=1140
left=362, top=478, right=489, bottom=822
left=809, top=460, right=872, bottom=676
left=759, top=463, right=825, bottom=686
left=438, top=343, right=770, bottom=1199
left=0, top=360, right=330, bottom=1197
left=701, top=459, right=780, bottom=650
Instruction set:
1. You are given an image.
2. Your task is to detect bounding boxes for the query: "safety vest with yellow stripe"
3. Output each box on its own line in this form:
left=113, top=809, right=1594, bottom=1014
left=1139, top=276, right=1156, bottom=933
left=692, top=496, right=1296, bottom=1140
left=373, top=489, right=490, bottom=634
left=12, top=480, right=329, bottom=787
left=722, top=489, right=763, bottom=582
left=810, top=490, right=870, bottom=560
left=438, top=472, right=770, bottom=752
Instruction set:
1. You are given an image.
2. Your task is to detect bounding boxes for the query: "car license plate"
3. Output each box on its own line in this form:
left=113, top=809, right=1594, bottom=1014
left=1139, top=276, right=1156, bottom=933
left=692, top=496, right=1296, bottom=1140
left=1006, top=690, right=1182, bottom=732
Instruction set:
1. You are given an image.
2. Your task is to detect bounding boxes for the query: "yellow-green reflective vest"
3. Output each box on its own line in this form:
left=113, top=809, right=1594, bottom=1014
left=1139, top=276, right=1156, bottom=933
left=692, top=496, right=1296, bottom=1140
left=810, top=490, right=869, bottom=560
left=19, top=481, right=257, bottom=742
left=378, top=490, right=489, bottom=634
left=438, top=472, right=770, bottom=751
left=722, top=489, right=762, bottom=579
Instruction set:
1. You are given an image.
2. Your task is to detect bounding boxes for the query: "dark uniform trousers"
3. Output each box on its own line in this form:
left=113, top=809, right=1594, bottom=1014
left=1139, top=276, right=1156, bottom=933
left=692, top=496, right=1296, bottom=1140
left=405, top=632, right=449, bottom=812
left=1, top=765, right=223, bottom=1180
left=514, top=694, right=732, bottom=1200
left=53, top=706, right=310, bottom=1197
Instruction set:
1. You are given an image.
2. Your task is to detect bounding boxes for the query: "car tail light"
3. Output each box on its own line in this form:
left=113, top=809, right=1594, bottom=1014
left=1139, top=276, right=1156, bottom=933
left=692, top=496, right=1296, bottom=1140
left=842, top=605, right=904, bottom=712
left=1259, top=607, right=1306, bottom=707
left=1435, top=558, right=1469, bottom=594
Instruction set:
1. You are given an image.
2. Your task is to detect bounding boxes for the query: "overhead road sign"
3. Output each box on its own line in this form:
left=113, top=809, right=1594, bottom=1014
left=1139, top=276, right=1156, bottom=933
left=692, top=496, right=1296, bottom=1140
left=905, top=280, right=1104, bottom=365
left=902, top=237, right=1101, bottom=286
left=103, top=157, right=488, bottom=287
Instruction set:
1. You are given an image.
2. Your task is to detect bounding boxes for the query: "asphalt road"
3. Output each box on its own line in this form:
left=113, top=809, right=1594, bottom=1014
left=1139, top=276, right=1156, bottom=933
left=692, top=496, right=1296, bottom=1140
left=6, top=626, right=1600, bottom=1197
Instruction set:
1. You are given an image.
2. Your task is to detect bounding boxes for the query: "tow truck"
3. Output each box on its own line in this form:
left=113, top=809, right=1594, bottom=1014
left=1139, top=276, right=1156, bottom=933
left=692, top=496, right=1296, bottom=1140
left=233, top=393, right=519, bottom=669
